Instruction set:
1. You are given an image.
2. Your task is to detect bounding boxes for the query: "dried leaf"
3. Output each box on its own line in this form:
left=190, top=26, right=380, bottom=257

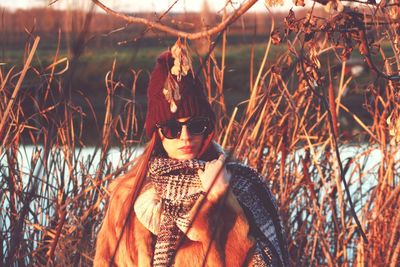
left=271, top=65, right=282, bottom=74
left=304, top=32, right=314, bottom=42
left=170, top=39, right=191, bottom=81
left=324, top=0, right=344, bottom=13
left=341, top=46, right=353, bottom=61
left=387, top=112, right=400, bottom=143
left=264, top=0, right=284, bottom=7
left=271, top=29, right=282, bottom=45
left=285, top=9, right=298, bottom=32
left=293, top=0, right=305, bottom=7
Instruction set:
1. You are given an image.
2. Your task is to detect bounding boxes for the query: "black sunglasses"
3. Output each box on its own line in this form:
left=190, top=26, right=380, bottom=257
left=156, top=117, right=210, bottom=139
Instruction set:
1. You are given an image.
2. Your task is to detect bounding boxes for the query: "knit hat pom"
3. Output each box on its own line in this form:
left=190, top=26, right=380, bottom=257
left=145, top=47, right=215, bottom=137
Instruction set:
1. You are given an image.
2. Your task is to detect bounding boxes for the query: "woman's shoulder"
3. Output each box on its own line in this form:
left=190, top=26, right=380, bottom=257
left=226, top=162, right=269, bottom=187
left=226, top=162, right=260, bottom=176
left=226, top=162, right=289, bottom=266
left=226, top=161, right=279, bottom=212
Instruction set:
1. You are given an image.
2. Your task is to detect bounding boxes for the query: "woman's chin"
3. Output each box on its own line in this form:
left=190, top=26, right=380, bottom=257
left=170, top=151, right=197, bottom=160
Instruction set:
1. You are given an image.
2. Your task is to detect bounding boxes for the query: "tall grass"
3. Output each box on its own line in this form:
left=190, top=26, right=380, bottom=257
left=1, top=5, right=400, bottom=267
left=217, top=8, right=399, bottom=266
left=0, top=33, right=141, bottom=265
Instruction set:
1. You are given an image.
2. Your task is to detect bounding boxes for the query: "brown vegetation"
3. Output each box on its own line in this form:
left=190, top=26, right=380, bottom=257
left=1, top=0, right=400, bottom=266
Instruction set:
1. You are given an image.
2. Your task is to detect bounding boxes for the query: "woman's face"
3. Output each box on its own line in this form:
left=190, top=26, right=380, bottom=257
left=158, top=117, right=205, bottom=160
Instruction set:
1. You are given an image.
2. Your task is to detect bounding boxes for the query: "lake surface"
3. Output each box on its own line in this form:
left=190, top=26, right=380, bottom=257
left=2, top=143, right=396, bottom=193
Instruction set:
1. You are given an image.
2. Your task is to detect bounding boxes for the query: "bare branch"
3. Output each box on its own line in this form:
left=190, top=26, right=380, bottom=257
left=91, top=0, right=259, bottom=40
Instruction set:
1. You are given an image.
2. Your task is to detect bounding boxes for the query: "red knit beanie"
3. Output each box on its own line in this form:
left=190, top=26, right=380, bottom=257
left=145, top=50, right=215, bottom=137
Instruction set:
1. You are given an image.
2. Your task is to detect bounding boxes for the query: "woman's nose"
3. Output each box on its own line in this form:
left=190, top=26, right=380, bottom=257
left=179, top=125, right=191, bottom=140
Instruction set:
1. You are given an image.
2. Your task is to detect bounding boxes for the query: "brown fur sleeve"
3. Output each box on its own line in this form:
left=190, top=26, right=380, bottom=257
left=94, top=176, right=154, bottom=267
left=93, top=190, right=119, bottom=266
left=93, top=177, right=136, bottom=266
left=186, top=189, right=255, bottom=267
left=222, top=191, right=255, bottom=267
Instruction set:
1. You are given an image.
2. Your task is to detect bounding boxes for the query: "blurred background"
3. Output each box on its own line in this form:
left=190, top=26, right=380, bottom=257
left=1, top=0, right=372, bottom=144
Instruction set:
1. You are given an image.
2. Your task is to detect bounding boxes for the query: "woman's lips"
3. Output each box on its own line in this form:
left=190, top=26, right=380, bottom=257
left=178, top=145, right=194, bottom=153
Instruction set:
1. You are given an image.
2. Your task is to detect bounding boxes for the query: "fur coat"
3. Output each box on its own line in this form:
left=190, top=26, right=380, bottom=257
left=94, top=163, right=288, bottom=267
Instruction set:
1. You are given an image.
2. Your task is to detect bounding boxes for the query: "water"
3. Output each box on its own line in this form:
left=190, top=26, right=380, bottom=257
left=2, top=143, right=397, bottom=205
left=0, top=145, right=144, bottom=256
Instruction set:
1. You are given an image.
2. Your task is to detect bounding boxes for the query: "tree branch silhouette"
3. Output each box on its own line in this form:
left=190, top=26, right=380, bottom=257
left=91, top=0, right=258, bottom=40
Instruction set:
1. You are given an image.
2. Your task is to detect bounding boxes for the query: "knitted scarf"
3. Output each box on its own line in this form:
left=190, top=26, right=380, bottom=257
left=142, top=157, right=289, bottom=267
left=228, top=162, right=289, bottom=267
left=147, top=157, right=206, bottom=267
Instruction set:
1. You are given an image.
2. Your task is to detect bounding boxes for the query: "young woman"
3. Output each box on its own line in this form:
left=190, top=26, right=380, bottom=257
left=94, top=49, right=289, bottom=267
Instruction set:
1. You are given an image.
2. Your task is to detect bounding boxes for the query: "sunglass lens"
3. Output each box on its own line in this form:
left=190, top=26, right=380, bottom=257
left=188, top=118, right=208, bottom=135
left=161, top=121, right=181, bottom=139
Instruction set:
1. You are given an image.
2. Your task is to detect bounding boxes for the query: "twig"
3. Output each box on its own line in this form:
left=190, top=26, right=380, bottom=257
left=299, top=53, right=369, bottom=244
left=0, top=36, right=40, bottom=142
left=91, top=0, right=258, bottom=40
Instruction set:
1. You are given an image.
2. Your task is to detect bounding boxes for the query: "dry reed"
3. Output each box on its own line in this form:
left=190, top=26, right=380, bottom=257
left=1, top=4, right=399, bottom=267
